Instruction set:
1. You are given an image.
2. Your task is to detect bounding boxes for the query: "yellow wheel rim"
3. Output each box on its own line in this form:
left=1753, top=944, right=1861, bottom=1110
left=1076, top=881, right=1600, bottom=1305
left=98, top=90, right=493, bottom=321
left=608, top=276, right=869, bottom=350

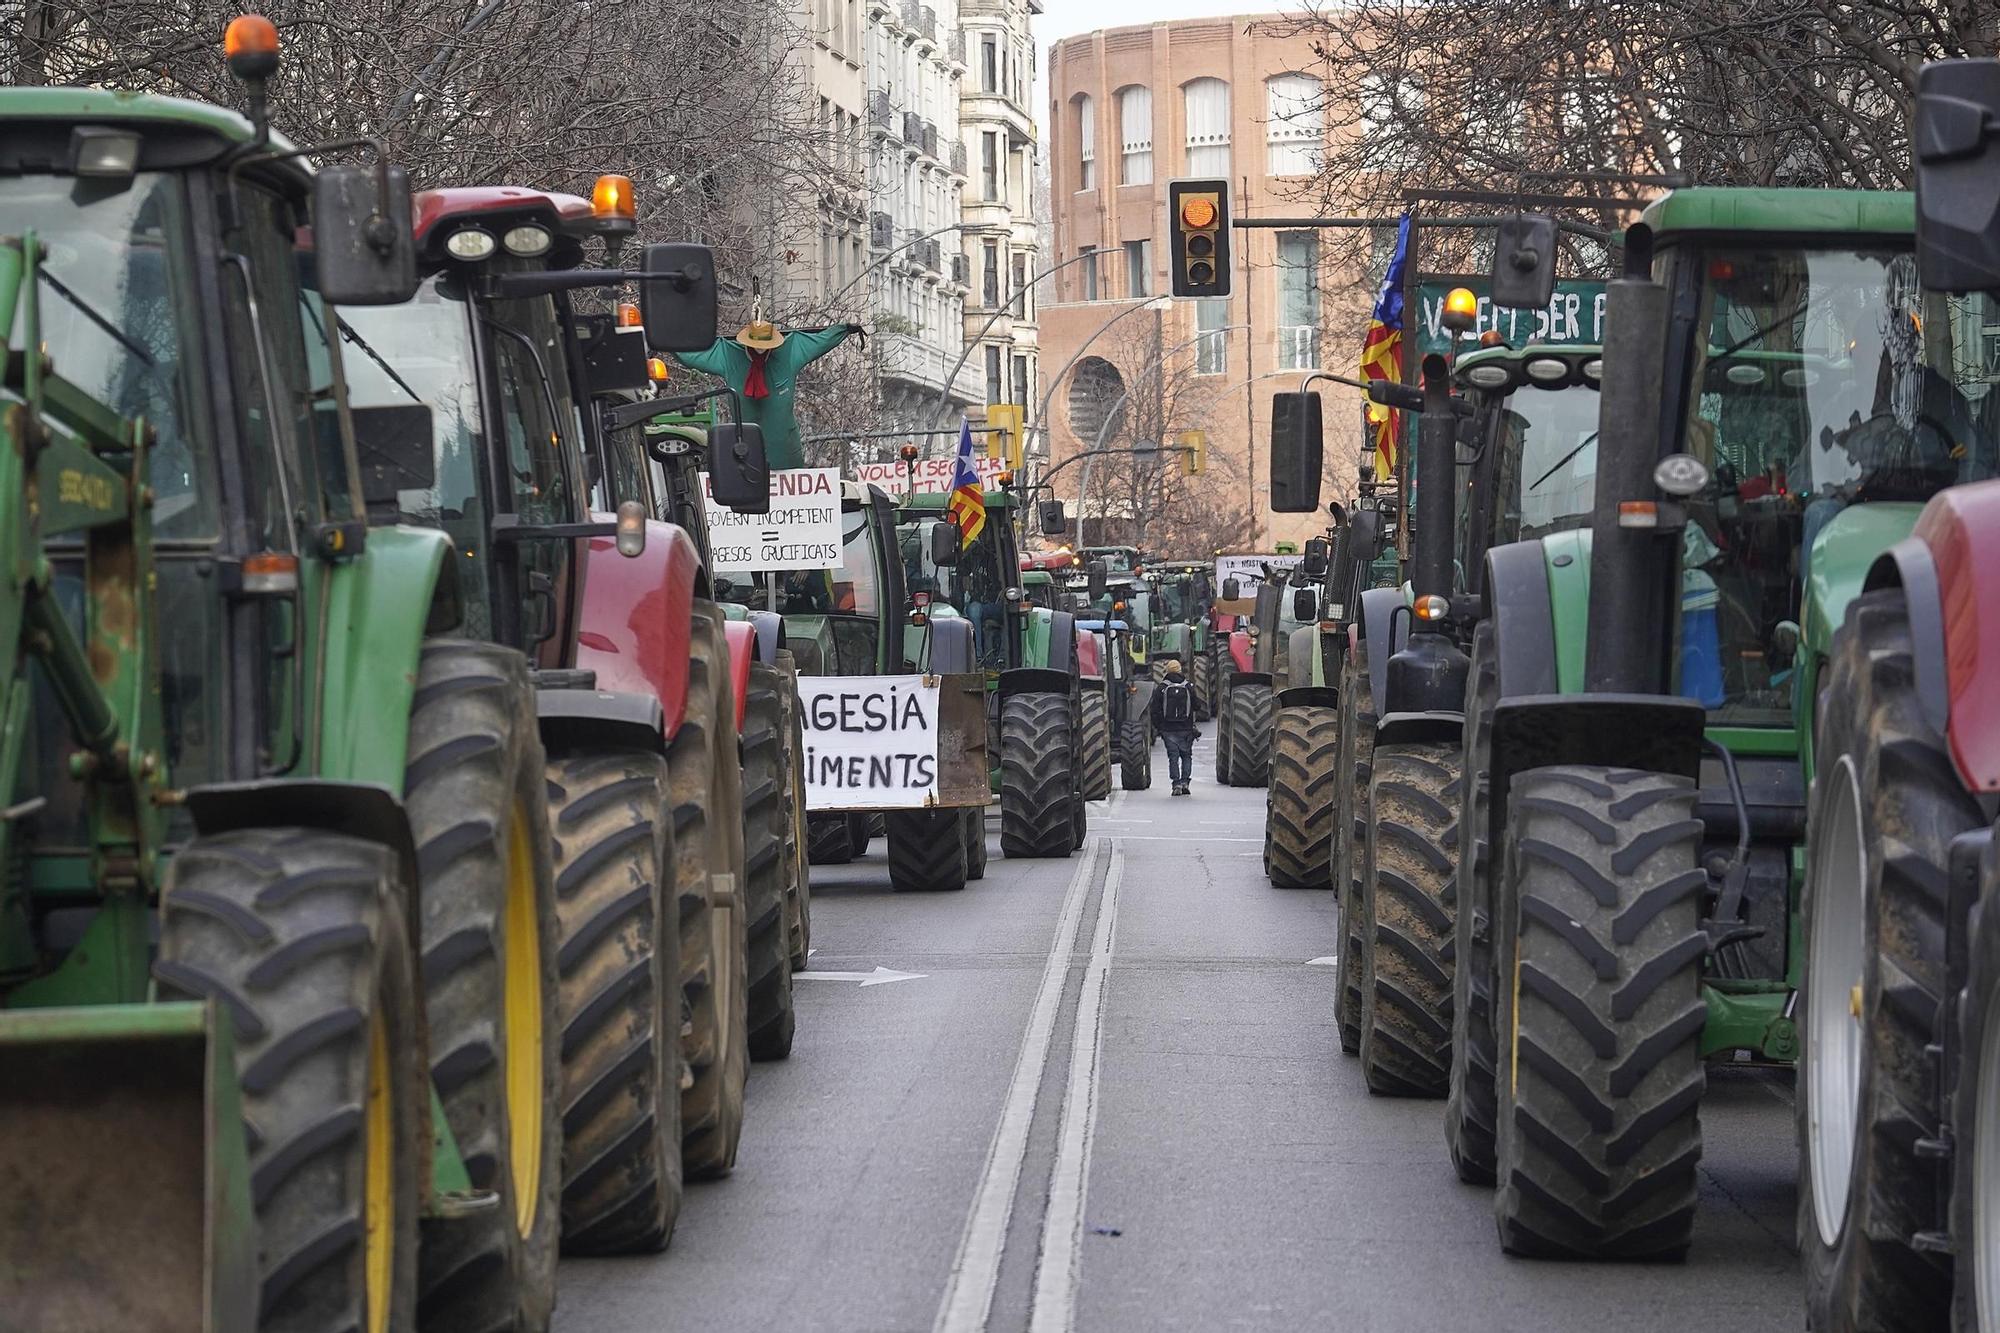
left=502, top=803, right=545, bottom=1239
left=364, top=1007, right=394, bottom=1333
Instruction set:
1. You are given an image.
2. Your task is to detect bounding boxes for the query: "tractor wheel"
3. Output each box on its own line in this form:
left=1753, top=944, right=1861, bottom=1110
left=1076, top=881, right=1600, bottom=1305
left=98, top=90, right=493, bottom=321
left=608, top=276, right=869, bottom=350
left=1445, top=622, right=1501, bottom=1185
left=1951, top=834, right=2000, bottom=1333
left=777, top=651, right=812, bottom=970
left=962, top=807, right=989, bottom=881
left=544, top=747, right=681, bottom=1255
left=1332, top=647, right=1376, bottom=1057
left=1079, top=690, right=1112, bottom=800
left=807, top=815, right=856, bottom=865
left=1799, top=588, right=1974, bottom=1328
left=402, top=640, right=561, bottom=1331
left=999, top=691, right=1080, bottom=859
left=157, top=829, right=423, bottom=1333
left=1492, top=765, right=1705, bottom=1261
left=863, top=813, right=885, bottom=845
left=1120, top=717, right=1152, bottom=791
left=675, top=606, right=750, bottom=1180
left=1223, top=682, right=1273, bottom=787
left=1357, top=740, right=1460, bottom=1096
left=742, top=660, right=797, bottom=1062
left=1265, top=705, right=1338, bottom=889
left=1192, top=652, right=1214, bottom=720
left=1213, top=680, right=1233, bottom=783
left=887, top=809, right=970, bottom=892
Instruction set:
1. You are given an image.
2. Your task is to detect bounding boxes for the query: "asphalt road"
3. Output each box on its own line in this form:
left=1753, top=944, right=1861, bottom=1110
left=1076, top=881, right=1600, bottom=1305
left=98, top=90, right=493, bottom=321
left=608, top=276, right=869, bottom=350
left=555, top=730, right=1803, bottom=1332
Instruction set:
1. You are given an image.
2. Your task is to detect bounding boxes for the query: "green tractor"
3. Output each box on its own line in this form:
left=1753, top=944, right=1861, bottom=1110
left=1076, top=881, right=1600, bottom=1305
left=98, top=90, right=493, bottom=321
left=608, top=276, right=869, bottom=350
left=901, top=486, right=1087, bottom=857
left=1212, top=565, right=1288, bottom=788
left=1438, top=188, right=1999, bottom=1263
left=1145, top=560, right=1217, bottom=717
left=0, top=46, right=568, bottom=1332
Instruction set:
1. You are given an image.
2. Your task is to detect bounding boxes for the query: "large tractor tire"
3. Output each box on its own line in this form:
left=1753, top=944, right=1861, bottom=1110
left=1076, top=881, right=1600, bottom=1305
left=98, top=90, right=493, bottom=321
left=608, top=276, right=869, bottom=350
left=777, top=651, right=812, bottom=970
left=1265, top=704, right=1338, bottom=889
left=403, top=640, right=562, bottom=1331
left=1951, top=834, right=2000, bottom=1333
left=807, top=814, right=856, bottom=865
left=742, top=660, right=797, bottom=1062
left=1079, top=689, right=1112, bottom=800
left=675, top=607, right=750, bottom=1180
left=1445, top=622, right=1501, bottom=1185
left=1000, top=691, right=1080, bottom=859
left=1492, top=765, right=1705, bottom=1261
left=1358, top=740, right=1460, bottom=1096
left=887, top=809, right=970, bottom=892
left=1332, top=647, right=1376, bottom=1056
left=962, top=807, right=989, bottom=881
left=1223, top=681, right=1273, bottom=788
left=1799, top=589, right=1975, bottom=1328
left=157, top=830, right=424, bottom=1333
left=545, top=748, right=682, bottom=1255
left=1120, top=716, right=1152, bottom=791
left=1192, top=652, right=1214, bottom=720
left=1213, top=679, right=1233, bottom=783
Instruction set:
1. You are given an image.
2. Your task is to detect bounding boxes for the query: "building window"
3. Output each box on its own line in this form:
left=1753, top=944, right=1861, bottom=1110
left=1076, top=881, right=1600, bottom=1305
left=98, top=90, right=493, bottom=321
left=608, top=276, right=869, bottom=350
left=1183, top=78, right=1230, bottom=176
left=1359, top=73, right=1424, bottom=169
left=983, top=240, right=1000, bottom=308
left=982, top=131, right=1001, bottom=202
left=1079, top=246, right=1098, bottom=302
left=1078, top=94, right=1096, bottom=190
left=981, top=35, right=997, bottom=93
left=1267, top=74, right=1323, bottom=176
left=1118, top=85, right=1153, bottom=185
left=1277, top=230, right=1320, bottom=369
left=1195, top=297, right=1227, bottom=375
left=1124, top=239, right=1151, bottom=298
left=1013, top=354, right=1030, bottom=409
left=1012, top=252, right=1029, bottom=317
left=986, top=345, right=1003, bottom=405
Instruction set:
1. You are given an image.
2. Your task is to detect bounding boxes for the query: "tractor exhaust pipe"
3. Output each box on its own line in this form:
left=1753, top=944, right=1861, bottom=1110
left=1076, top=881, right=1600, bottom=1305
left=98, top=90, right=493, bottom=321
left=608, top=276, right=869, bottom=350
left=1411, top=354, right=1454, bottom=603
left=1584, top=225, right=1671, bottom=696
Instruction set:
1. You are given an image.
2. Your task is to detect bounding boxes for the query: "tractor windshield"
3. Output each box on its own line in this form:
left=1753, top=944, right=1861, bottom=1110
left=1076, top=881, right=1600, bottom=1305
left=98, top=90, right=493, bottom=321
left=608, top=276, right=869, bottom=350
left=900, top=514, right=1008, bottom=668
left=5, top=172, right=214, bottom=538
left=1486, top=381, right=1600, bottom=548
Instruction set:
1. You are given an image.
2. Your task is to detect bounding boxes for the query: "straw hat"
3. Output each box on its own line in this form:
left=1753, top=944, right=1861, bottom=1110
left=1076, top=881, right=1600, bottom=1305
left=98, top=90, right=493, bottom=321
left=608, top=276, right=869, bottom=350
left=736, top=318, right=785, bottom=351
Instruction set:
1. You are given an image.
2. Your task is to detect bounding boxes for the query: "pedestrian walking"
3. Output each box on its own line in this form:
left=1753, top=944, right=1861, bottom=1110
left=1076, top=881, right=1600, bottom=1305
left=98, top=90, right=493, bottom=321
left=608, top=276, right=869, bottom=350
left=1150, top=659, right=1200, bottom=795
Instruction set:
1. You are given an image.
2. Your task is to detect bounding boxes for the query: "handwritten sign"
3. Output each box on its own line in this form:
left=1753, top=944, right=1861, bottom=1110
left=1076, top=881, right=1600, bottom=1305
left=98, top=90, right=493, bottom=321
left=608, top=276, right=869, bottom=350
left=1214, top=554, right=1303, bottom=596
left=798, top=675, right=943, bottom=810
left=852, top=456, right=1007, bottom=496
left=701, top=467, right=842, bottom=572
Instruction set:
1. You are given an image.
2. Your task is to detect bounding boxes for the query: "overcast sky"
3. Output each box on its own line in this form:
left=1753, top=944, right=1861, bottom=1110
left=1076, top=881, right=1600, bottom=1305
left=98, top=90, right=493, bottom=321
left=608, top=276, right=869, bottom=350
left=1031, top=0, right=1307, bottom=132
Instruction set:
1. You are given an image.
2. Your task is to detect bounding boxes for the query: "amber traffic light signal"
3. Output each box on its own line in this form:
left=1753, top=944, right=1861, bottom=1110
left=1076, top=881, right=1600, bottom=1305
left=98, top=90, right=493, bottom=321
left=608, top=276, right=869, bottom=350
left=1169, top=179, right=1231, bottom=298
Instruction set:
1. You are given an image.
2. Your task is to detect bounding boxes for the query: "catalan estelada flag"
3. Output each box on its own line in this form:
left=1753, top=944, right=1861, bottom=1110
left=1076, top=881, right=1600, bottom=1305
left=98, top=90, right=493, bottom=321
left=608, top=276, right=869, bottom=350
left=946, top=418, right=986, bottom=545
left=1359, top=213, right=1412, bottom=476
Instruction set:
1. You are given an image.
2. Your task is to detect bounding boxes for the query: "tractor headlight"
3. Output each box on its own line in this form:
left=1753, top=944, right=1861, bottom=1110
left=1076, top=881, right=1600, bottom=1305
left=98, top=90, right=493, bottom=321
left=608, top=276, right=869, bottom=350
left=1653, top=452, right=1710, bottom=496
left=445, top=227, right=498, bottom=261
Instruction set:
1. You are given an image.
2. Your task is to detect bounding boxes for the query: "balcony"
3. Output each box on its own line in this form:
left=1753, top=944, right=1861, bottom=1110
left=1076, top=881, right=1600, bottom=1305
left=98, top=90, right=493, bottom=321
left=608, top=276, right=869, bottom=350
left=951, top=253, right=969, bottom=286
left=870, top=212, right=894, bottom=249
left=950, top=140, right=967, bottom=176
left=949, top=28, right=966, bottom=66
left=921, top=120, right=938, bottom=160
left=867, top=90, right=892, bottom=134
left=878, top=331, right=985, bottom=405
left=902, top=110, right=923, bottom=147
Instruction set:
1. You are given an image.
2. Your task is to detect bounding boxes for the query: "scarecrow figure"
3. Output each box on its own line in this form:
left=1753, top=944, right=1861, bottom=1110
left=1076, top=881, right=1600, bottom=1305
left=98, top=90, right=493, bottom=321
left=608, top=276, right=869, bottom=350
left=673, top=301, right=862, bottom=469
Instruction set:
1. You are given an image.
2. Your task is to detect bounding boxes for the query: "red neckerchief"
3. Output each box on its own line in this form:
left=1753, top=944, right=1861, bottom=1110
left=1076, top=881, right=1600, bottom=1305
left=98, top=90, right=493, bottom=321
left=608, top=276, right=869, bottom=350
left=744, top=348, right=772, bottom=399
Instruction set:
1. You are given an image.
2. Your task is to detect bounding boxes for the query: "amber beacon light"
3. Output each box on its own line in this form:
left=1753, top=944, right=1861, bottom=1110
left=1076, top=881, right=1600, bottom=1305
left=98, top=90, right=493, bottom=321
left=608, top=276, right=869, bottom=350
left=223, top=13, right=280, bottom=79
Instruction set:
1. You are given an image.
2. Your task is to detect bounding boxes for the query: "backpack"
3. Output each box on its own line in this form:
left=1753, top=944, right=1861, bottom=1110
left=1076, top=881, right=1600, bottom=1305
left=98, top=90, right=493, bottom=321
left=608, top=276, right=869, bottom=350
left=1160, top=680, right=1193, bottom=723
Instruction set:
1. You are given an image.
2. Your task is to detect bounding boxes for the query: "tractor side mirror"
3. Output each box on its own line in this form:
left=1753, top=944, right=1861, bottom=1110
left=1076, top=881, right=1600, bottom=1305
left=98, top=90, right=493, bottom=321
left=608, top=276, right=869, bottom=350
left=638, top=242, right=719, bottom=351
left=1301, top=535, right=1330, bottom=578
left=1268, top=391, right=1323, bottom=512
left=313, top=163, right=418, bottom=305
left=1490, top=212, right=1559, bottom=310
left=1221, top=576, right=1242, bottom=601
left=1292, top=587, right=1318, bottom=622
left=1039, top=499, right=1068, bottom=536
left=350, top=403, right=436, bottom=506
left=707, top=421, right=770, bottom=513
left=1914, top=59, right=2000, bottom=292
left=1088, top=560, right=1108, bottom=601
left=930, top=518, right=961, bottom=567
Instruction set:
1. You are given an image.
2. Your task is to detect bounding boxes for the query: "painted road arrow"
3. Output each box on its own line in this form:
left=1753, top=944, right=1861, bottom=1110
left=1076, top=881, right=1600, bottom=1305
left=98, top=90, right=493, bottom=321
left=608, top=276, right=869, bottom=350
left=795, top=965, right=927, bottom=987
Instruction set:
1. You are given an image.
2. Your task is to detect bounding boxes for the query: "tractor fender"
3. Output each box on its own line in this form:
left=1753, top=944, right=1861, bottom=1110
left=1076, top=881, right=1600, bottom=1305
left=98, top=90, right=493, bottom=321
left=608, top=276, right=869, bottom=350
left=1288, top=625, right=1322, bottom=687
left=318, top=525, right=455, bottom=789
left=575, top=519, right=698, bottom=739
left=999, top=667, right=1073, bottom=700
left=1278, top=685, right=1340, bottom=711
left=1046, top=609, right=1079, bottom=678
left=746, top=608, right=785, bottom=665
left=926, top=615, right=977, bottom=674
left=721, top=618, right=756, bottom=731
left=1078, top=630, right=1104, bottom=679
left=1357, top=584, right=1408, bottom=718
left=1870, top=479, right=2000, bottom=791
left=1376, top=709, right=1464, bottom=750
left=1081, top=674, right=1106, bottom=692
left=1128, top=677, right=1156, bottom=717
left=537, top=688, right=667, bottom=758
left=185, top=780, right=420, bottom=920
left=1483, top=539, right=1560, bottom=699
left=1227, top=628, right=1254, bottom=674
left=1228, top=670, right=1274, bottom=691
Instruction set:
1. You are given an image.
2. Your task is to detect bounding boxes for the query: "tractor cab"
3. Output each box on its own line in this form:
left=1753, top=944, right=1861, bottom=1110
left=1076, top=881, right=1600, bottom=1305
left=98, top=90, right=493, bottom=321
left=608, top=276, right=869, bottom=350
left=898, top=490, right=1022, bottom=671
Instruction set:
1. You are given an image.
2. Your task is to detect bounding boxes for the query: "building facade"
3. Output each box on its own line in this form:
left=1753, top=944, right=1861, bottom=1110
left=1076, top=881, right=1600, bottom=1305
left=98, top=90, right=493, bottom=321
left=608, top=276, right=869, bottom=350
left=1043, top=16, right=1366, bottom=549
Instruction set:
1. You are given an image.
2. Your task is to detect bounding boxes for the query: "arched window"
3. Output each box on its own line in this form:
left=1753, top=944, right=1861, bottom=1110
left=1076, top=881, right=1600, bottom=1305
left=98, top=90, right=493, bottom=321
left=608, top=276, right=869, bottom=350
left=1183, top=78, right=1230, bottom=176
left=1267, top=73, right=1322, bottom=176
left=1117, top=85, right=1153, bottom=185
left=1077, top=94, right=1096, bottom=190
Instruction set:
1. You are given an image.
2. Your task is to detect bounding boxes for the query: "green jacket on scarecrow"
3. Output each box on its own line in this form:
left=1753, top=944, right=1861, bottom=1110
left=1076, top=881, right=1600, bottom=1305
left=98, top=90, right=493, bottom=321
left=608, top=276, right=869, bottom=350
left=674, top=317, right=861, bottom=470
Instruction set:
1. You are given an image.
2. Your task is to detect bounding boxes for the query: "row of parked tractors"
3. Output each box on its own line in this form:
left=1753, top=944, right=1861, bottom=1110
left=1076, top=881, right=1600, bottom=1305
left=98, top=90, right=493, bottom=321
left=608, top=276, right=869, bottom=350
left=0, top=21, right=1121, bottom=1330
left=1235, top=59, right=2000, bottom=1333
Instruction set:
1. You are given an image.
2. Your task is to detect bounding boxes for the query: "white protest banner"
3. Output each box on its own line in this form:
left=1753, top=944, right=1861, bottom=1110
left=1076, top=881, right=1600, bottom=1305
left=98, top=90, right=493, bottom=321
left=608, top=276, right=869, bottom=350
left=852, top=455, right=1006, bottom=496
left=1214, top=553, right=1303, bottom=596
left=700, top=467, right=842, bottom=573
left=798, top=675, right=942, bottom=811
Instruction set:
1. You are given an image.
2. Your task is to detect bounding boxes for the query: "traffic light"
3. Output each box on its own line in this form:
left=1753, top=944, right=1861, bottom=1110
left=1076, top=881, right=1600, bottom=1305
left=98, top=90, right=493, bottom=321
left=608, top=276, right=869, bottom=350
left=984, top=403, right=1024, bottom=469
left=1169, top=179, right=1231, bottom=298
left=1176, top=428, right=1207, bottom=476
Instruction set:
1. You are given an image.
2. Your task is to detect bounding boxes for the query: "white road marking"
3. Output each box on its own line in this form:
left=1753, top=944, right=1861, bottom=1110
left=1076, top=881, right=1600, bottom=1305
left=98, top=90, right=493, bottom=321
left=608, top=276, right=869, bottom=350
left=1029, top=840, right=1124, bottom=1333
left=792, top=965, right=926, bottom=987
left=1305, top=956, right=1339, bottom=967
left=1113, top=835, right=1262, bottom=843
left=933, top=839, right=1103, bottom=1333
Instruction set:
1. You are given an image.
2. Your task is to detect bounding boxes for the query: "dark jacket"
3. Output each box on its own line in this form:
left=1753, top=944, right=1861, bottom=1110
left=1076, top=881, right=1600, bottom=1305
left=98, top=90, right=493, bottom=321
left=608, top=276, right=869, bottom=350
left=1150, top=671, right=1199, bottom=736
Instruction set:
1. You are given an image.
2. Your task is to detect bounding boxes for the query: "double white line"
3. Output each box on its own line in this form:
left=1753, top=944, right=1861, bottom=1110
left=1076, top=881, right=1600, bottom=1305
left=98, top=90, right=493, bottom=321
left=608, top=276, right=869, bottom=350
left=934, top=838, right=1125, bottom=1333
